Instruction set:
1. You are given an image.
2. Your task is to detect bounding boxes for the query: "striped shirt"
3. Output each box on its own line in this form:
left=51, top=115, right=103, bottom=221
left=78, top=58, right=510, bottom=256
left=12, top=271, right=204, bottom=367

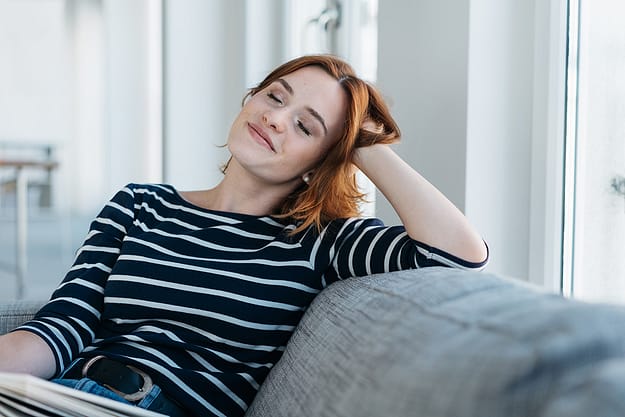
left=17, top=183, right=487, bottom=416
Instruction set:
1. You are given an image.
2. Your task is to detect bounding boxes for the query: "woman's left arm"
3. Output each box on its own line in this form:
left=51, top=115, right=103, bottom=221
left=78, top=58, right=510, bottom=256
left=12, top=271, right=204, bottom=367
left=353, top=143, right=488, bottom=264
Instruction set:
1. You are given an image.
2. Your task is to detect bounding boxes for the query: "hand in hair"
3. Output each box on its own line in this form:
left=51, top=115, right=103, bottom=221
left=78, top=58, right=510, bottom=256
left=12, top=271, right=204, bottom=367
left=356, top=118, right=398, bottom=148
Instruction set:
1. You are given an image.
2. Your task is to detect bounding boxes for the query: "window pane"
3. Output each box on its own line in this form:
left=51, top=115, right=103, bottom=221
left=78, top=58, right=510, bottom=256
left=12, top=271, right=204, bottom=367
left=571, top=0, right=625, bottom=303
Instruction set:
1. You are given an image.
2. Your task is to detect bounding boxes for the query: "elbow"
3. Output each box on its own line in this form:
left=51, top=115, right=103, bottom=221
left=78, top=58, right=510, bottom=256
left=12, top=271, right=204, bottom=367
left=464, top=239, right=489, bottom=267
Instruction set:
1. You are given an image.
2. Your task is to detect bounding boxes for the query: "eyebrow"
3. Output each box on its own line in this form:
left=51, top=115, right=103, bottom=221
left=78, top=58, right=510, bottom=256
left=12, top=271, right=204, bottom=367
left=277, top=78, right=328, bottom=136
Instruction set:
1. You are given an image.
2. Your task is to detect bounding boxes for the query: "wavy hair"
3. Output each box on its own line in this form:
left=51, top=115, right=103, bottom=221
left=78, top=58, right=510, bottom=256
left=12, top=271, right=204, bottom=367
left=226, top=54, right=401, bottom=234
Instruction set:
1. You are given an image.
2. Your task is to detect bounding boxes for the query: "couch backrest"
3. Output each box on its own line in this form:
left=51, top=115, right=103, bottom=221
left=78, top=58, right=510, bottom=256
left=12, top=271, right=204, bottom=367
left=245, top=267, right=625, bottom=417
left=0, top=300, right=45, bottom=335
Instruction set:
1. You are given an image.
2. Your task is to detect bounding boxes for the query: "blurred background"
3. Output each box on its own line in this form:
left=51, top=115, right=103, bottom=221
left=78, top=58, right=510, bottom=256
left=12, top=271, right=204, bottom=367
left=1, top=0, right=624, bottom=306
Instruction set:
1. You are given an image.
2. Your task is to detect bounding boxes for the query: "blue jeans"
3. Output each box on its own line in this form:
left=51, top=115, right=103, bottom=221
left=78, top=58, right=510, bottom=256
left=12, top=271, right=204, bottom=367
left=51, top=378, right=186, bottom=416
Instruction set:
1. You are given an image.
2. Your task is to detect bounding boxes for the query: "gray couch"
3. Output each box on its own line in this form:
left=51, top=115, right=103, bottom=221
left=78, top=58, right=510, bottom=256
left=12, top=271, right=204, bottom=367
left=3, top=267, right=625, bottom=417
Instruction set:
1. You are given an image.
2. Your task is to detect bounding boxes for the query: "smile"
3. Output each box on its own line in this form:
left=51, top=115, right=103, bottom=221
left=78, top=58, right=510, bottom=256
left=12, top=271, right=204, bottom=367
left=248, top=123, right=276, bottom=152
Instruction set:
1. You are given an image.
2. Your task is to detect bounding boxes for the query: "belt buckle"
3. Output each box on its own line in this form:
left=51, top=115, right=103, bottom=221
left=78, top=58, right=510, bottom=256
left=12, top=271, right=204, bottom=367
left=81, top=355, right=154, bottom=402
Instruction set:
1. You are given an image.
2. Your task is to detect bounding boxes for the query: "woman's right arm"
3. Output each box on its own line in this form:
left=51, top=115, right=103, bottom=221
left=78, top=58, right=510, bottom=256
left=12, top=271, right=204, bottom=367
left=0, top=184, right=139, bottom=377
left=0, top=331, right=56, bottom=378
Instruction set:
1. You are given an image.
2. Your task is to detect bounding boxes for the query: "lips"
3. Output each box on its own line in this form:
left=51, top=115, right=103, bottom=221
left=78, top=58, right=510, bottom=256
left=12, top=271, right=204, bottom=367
left=248, top=122, right=276, bottom=152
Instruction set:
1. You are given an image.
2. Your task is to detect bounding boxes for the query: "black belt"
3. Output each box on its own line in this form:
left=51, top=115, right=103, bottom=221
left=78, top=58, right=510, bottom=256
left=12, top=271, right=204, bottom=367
left=62, top=355, right=187, bottom=416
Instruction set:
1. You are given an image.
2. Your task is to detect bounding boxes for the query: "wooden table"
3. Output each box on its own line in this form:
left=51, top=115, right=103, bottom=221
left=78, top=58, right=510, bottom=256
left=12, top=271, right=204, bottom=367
left=0, top=159, right=59, bottom=298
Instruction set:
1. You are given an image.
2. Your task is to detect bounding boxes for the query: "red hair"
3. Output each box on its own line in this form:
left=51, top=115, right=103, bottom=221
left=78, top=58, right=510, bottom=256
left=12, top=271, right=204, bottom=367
left=234, top=54, right=401, bottom=233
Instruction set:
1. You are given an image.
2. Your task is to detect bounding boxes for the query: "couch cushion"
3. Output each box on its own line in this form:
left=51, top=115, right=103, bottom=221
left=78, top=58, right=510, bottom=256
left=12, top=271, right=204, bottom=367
left=0, top=300, right=45, bottom=335
left=245, top=267, right=625, bottom=417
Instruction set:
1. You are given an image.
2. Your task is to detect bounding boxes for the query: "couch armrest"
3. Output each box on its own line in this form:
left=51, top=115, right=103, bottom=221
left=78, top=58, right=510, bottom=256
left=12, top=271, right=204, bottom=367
left=0, top=300, right=45, bottom=335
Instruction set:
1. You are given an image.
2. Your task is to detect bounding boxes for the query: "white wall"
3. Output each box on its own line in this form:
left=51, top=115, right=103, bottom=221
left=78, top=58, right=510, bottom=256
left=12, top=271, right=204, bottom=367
left=104, top=0, right=163, bottom=190
left=465, top=1, right=535, bottom=279
left=0, top=0, right=69, bottom=142
left=377, top=0, right=470, bottom=219
left=65, top=0, right=107, bottom=214
left=163, top=0, right=245, bottom=190
left=245, top=0, right=286, bottom=88
left=68, top=0, right=164, bottom=213
left=377, top=0, right=565, bottom=283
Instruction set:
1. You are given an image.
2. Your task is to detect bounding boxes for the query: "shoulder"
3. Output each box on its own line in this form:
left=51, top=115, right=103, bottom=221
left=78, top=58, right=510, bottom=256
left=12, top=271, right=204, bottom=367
left=122, top=183, right=177, bottom=196
left=103, top=183, right=179, bottom=211
left=328, top=216, right=386, bottom=234
left=115, top=183, right=178, bottom=203
left=303, top=216, right=387, bottom=243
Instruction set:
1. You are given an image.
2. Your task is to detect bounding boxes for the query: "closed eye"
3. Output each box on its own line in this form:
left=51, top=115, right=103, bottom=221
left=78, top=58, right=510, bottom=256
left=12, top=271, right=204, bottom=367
left=267, top=92, right=282, bottom=105
left=297, top=120, right=311, bottom=136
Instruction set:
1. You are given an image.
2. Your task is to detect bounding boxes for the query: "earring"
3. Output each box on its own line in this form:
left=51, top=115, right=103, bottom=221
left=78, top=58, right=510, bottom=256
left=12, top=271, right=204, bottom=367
left=302, top=173, right=311, bottom=184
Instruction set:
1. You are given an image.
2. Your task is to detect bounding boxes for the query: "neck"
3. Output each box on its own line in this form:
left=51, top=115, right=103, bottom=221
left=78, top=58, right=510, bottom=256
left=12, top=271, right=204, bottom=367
left=197, top=175, right=297, bottom=217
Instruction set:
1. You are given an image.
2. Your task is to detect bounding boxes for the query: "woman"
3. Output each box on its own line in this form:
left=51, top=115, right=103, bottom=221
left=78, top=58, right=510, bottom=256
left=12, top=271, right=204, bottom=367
left=0, top=54, right=487, bottom=417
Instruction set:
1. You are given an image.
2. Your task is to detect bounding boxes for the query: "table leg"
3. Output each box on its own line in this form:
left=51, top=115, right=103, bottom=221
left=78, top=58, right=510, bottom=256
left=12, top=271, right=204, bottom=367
left=15, top=167, right=27, bottom=299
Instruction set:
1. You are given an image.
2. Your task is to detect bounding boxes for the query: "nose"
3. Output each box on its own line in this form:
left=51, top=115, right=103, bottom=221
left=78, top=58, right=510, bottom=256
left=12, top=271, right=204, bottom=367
left=262, top=110, right=286, bottom=133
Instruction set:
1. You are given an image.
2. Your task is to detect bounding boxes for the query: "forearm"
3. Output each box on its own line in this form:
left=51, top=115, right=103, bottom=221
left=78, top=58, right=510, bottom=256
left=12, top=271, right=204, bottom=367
left=0, top=330, right=56, bottom=378
left=354, top=144, right=487, bottom=263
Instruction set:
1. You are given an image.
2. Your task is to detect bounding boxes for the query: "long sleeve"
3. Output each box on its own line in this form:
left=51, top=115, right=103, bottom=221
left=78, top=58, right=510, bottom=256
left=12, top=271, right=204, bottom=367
left=320, top=217, right=488, bottom=284
left=16, top=185, right=136, bottom=373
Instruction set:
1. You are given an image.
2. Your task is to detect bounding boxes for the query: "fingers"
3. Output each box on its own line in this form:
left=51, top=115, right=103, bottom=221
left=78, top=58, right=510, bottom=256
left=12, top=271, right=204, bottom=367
left=357, top=118, right=399, bottom=147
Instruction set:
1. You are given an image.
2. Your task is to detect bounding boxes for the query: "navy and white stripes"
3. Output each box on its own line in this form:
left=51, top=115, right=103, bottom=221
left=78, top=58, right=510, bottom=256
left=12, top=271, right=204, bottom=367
left=17, top=183, right=486, bottom=417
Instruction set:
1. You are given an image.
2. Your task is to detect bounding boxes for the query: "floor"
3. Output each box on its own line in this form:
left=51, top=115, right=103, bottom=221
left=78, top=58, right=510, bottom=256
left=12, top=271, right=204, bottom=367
left=0, top=195, right=91, bottom=302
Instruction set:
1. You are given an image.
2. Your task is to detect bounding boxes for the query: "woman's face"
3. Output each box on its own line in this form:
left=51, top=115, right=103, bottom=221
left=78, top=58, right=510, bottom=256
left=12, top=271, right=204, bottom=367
left=227, top=66, right=348, bottom=187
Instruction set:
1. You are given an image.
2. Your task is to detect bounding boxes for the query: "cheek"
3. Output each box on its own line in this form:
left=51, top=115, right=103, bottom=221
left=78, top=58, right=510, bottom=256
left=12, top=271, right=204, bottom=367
left=242, top=95, right=265, bottom=113
left=228, top=108, right=253, bottom=139
left=293, top=142, right=333, bottom=169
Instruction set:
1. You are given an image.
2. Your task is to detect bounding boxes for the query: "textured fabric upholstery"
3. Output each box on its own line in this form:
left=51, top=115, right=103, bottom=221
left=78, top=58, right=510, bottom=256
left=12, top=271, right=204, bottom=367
left=246, top=267, right=625, bottom=417
left=0, top=300, right=44, bottom=335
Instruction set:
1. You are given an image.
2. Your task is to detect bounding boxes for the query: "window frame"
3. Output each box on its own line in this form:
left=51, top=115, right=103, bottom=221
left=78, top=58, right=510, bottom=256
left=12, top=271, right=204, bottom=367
left=528, top=0, right=570, bottom=292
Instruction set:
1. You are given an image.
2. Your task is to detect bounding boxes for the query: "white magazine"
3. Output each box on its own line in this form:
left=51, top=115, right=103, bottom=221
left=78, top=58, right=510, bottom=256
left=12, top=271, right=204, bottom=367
left=0, top=372, right=166, bottom=417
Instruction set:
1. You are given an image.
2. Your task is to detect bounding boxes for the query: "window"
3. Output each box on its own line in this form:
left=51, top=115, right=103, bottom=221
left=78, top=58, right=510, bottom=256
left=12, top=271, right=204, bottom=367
left=563, top=0, right=625, bottom=304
